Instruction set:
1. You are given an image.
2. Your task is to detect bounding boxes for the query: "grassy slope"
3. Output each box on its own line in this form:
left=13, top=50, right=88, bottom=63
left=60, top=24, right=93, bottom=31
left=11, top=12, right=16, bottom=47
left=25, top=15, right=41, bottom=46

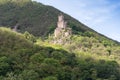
left=0, top=27, right=33, bottom=52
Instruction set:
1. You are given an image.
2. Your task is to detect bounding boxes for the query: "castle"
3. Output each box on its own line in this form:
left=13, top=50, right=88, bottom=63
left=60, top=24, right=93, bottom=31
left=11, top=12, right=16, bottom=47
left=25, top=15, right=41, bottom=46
left=54, top=14, right=72, bottom=44
left=54, top=14, right=72, bottom=37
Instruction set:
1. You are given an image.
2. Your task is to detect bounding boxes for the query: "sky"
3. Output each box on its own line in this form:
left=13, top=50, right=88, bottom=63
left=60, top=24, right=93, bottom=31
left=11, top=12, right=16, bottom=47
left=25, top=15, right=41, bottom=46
left=32, top=0, right=120, bottom=42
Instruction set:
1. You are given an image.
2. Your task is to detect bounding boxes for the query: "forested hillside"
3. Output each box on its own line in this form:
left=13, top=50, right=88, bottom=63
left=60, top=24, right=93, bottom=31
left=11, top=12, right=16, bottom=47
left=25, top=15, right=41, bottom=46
left=0, top=0, right=98, bottom=37
left=0, top=27, right=120, bottom=80
left=0, top=0, right=120, bottom=80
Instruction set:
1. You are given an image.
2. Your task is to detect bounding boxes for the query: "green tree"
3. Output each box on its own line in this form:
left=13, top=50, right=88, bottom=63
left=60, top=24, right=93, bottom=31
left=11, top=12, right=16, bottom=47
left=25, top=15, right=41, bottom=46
left=0, top=56, right=10, bottom=75
left=3, top=72, right=23, bottom=80
left=30, top=53, right=44, bottom=63
left=21, top=70, right=39, bottom=80
left=23, top=31, right=36, bottom=42
left=43, top=76, right=58, bottom=80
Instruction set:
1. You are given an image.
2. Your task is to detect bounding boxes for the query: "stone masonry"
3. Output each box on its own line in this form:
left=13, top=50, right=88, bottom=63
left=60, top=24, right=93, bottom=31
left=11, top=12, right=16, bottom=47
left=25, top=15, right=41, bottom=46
left=54, top=14, right=72, bottom=44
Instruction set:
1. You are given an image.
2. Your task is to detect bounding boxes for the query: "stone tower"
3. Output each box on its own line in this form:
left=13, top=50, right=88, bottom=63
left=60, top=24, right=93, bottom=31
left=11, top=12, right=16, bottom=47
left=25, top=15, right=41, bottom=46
left=57, top=14, right=67, bottom=29
left=53, top=14, right=72, bottom=44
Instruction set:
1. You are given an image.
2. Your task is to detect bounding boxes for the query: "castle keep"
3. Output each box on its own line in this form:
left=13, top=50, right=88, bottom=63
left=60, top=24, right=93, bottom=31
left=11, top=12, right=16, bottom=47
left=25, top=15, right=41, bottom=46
left=57, top=14, right=67, bottom=29
left=54, top=14, right=72, bottom=44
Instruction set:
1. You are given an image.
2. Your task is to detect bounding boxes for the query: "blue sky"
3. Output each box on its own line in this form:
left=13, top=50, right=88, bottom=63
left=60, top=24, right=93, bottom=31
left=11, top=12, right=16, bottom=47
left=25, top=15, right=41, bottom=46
left=32, top=0, right=120, bottom=42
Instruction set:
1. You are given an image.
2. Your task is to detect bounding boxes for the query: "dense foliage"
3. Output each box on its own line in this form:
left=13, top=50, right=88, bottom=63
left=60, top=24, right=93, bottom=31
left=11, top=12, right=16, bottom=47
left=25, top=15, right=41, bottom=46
left=0, top=27, right=120, bottom=80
